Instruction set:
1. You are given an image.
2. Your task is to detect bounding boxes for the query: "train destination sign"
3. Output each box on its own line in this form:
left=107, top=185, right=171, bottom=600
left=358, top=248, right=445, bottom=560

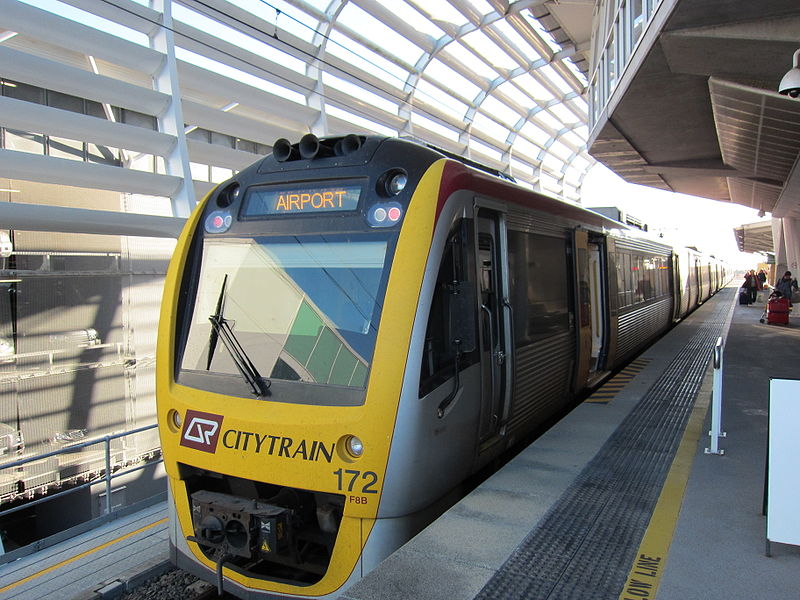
left=243, top=183, right=362, bottom=217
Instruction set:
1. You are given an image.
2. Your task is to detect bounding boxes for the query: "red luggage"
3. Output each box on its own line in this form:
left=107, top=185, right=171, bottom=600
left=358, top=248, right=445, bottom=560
left=767, top=297, right=790, bottom=325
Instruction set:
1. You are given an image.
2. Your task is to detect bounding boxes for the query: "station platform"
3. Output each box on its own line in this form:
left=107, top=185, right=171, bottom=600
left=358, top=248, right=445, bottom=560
left=0, top=501, right=169, bottom=599
left=342, top=286, right=800, bottom=600
left=0, top=285, right=797, bottom=600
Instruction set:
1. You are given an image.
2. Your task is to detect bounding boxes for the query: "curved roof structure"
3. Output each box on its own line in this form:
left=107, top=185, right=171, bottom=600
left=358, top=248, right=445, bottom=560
left=1, top=0, right=595, bottom=216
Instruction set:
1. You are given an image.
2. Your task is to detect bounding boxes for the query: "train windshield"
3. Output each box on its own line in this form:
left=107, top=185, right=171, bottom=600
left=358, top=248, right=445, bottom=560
left=180, top=233, right=392, bottom=389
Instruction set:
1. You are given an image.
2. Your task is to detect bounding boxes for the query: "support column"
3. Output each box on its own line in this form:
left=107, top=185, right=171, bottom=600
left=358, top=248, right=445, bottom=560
left=783, top=217, right=800, bottom=277
left=772, top=217, right=787, bottom=284
left=150, top=0, right=195, bottom=218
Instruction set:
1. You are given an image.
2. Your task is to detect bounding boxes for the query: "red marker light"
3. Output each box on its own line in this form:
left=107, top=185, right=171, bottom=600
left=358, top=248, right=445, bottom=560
left=387, top=207, right=402, bottom=221
left=213, top=215, right=224, bottom=228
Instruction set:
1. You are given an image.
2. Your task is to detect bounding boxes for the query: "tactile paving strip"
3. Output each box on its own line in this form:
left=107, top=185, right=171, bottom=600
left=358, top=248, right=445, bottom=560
left=475, top=290, right=732, bottom=600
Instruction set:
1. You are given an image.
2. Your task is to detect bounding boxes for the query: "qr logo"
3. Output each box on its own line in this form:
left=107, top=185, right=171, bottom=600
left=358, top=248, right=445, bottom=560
left=180, top=410, right=224, bottom=453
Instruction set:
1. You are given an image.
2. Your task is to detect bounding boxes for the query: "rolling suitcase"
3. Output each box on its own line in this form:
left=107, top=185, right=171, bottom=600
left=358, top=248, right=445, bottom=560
left=739, top=288, right=750, bottom=305
left=766, top=297, right=790, bottom=325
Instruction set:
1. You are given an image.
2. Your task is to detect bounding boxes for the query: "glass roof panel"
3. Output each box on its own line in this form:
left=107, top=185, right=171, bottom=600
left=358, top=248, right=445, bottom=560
left=536, top=110, right=563, bottom=132
left=337, top=3, right=424, bottom=67
left=495, top=81, right=532, bottom=110
left=549, top=103, right=580, bottom=125
left=298, top=0, right=331, bottom=11
left=322, top=73, right=400, bottom=115
left=520, top=121, right=552, bottom=146
left=548, top=140, right=573, bottom=161
left=407, top=0, right=469, bottom=27
left=511, top=158, right=532, bottom=177
left=514, top=72, right=555, bottom=102
left=411, top=111, right=460, bottom=141
left=172, top=4, right=306, bottom=74
left=175, top=47, right=306, bottom=105
left=480, top=96, right=521, bottom=128
left=472, top=113, right=510, bottom=142
left=414, top=78, right=470, bottom=120
left=538, top=64, right=573, bottom=95
left=512, top=136, right=542, bottom=162
left=461, top=30, right=518, bottom=72
left=326, top=105, right=396, bottom=137
left=425, top=58, right=482, bottom=101
left=560, top=130, right=584, bottom=149
left=542, top=153, right=563, bottom=172
left=327, top=31, right=410, bottom=90
left=376, top=0, right=446, bottom=39
left=492, top=20, right=542, bottom=63
left=21, top=0, right=148, bottom=45
left=237, top=0, right=319, bottom=43
left=464, top=0, right=495, bottom=16
left=469, top=137, right=503, bottom=162
left=441, top=42, right=498, bottom=81
left=571, top=96, right=589, bottom=115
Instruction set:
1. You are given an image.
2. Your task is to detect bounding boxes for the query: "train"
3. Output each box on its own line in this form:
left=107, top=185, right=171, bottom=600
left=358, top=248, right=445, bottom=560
left=156, top=134, right=729, bottom=598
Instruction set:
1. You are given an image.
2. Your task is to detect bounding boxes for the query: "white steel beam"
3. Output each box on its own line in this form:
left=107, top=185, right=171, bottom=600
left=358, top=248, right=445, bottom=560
left=0, top=201, right=185, bottom=238
left=149, top=0, right=195, bottom=218
left=0, top=148, right=182, bottom=197
left=0, top=96, right=176, bottom=156
left=0, top=0, right=163, bottom=74
left=181, top=101, right=296, bottom=146
left=0, top=46, right=170, bottom=116
left=185, top=139, right=260, bottom=172
left=177, top=62, right=317, bottom=126
left=56, top=0, right=162, bottom=36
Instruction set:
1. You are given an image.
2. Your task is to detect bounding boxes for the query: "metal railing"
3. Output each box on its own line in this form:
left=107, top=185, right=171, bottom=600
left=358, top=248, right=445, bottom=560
left=0, top=424, right=162, bottom=520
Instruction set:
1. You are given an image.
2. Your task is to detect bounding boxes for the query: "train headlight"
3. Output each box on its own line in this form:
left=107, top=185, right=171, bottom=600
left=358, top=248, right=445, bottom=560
left=167, top=409, right=182, bottom=433
left=387, top=172, right=407, bottom=195
left=378, top=169, right=408, bottom=197
left=346, top=435, right=364, bottom=458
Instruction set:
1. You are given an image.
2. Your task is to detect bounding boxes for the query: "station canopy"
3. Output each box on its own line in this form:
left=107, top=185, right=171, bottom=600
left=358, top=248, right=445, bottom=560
left=5, top=0, right=593, bottom=203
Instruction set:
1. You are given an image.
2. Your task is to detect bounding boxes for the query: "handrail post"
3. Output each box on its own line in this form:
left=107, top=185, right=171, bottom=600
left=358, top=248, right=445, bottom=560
left=104, top=435, right=112, bottom=515
left=705, top=337, right=727, bottom=455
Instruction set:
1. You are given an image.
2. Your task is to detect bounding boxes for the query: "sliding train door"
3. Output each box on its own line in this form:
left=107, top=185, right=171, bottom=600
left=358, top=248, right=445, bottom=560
left=475, top=207, right=512, bottom=446
left=573, top=230, right=609, bottom=389
left=587, top=236, right=608, bottom=375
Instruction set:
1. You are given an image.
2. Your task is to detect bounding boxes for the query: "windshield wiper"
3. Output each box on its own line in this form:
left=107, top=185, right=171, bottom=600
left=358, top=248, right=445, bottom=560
left=207, top=274, right=271, bottom=397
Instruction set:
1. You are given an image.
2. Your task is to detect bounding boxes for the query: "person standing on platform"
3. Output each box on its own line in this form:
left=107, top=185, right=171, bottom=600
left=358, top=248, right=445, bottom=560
left=743, top=270, right=759, bottom=304
left=775, top=271, right=798, bottom=306
left=757, top=269, right=767, bottom=288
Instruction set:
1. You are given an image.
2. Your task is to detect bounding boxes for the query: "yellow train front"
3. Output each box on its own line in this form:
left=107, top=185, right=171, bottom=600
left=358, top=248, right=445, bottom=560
left=157, top=135, right=459, bottom=598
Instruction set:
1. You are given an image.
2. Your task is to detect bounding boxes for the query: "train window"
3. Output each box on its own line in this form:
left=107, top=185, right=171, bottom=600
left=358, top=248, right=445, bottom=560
left=614, top=253, right=625, bottom=310
left=623, top=253, right=633, bottom=307
left=507, top=231, right=571, bottom=344
left=419, top=221, right=476, bottom=397
left=180, top=233, right=393, bottom=389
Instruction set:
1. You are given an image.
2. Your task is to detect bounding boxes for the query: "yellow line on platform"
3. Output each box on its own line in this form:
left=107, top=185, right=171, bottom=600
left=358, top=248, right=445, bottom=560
left=0, top=517, right=168, bottom=595
left=618, top=385, right=710, bottom=600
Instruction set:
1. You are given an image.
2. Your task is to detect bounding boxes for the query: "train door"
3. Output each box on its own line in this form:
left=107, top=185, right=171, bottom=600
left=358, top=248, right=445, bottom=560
left=688, top=256, right=698, bottom=307
left=573, top=230, right=593, bottom=389
left=587, top=237, right=608, bottom=375
left=475, top=207, right=512, bottom=445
